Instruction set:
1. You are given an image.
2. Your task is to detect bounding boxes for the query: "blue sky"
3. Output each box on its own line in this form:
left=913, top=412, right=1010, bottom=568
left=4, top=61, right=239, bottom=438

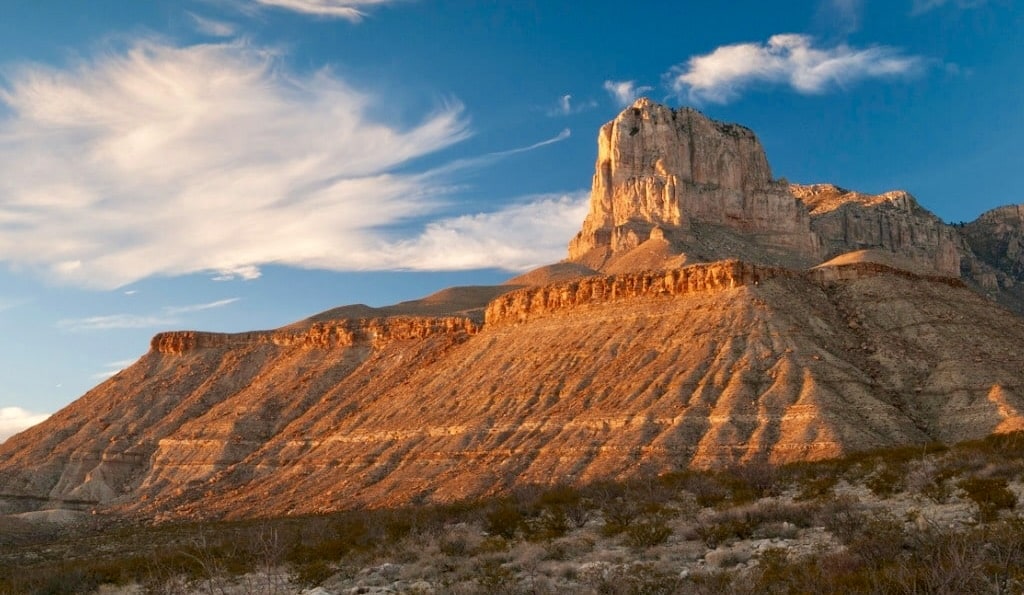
left=1, top=0, right=1021, bottom=440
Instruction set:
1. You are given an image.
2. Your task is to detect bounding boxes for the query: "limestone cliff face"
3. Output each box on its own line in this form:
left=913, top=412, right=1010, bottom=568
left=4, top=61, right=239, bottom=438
left=151, top=317, right=478, bottom=354
left=962, top=204, right=1024, bottom=288
left=568, top=98, right=819, bottom=267
left=793, top=184, right=961, bottom=277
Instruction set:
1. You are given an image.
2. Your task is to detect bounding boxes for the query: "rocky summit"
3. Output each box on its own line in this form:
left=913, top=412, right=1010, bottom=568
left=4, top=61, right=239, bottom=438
left=2, top=100, right=1024, bottom=521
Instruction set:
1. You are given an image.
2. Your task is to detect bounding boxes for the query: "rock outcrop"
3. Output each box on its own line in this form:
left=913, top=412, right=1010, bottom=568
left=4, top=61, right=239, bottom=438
left=563, top=99, right=1015, bottom=291
left=958, top=203, right=1024, bottom=296
left=792, top=184, right=961, bottom=277
left=568, top=98, right=820, bottom=269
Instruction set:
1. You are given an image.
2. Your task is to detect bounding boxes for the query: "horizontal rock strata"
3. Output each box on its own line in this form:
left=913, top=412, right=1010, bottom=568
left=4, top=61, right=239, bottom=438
left=2, top=262, right=1021, bottom=520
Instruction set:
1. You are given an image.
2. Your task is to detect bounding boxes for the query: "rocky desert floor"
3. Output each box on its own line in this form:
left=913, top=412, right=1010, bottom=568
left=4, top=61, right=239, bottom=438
left=3, top=432, right=1024, bottom=594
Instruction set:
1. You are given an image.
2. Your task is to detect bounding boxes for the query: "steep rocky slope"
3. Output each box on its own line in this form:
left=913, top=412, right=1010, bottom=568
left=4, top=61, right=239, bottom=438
left=2, top=262, right=1023, bottom=520
left=2, top=99, right=1023, bottom=522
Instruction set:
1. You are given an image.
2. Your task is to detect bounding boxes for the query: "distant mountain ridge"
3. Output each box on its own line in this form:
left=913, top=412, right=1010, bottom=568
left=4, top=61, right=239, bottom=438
left=1, top=99, right=1022, bottom=521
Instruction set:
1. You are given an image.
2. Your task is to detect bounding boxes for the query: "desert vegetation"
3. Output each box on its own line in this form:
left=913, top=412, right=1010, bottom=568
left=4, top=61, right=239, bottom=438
left=2, top=432, right=1024, bottom=594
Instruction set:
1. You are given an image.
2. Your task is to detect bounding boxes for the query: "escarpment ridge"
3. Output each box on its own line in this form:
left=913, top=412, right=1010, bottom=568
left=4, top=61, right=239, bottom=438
left=1, top=99, right=1023, bottom=521
left=151, top=316, right=479, bottom=354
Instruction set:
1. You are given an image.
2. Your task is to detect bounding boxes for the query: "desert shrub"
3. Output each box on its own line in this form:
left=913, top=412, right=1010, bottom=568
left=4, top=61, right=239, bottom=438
left=844, top=515, right=906, bottom=569
left=474, top=557, right=518, bottom=594
left=817, top=499, right=867, bottom=544
left=439, top=536, right=470, bottom=557
left=659, top=470, right=729, bottom=508
left=724, top=460, right=780, bottom=499
left=957, top=476, right=1017, bottom=522
left=905, top=459, right=956, bottom=503
left=475, top=535, right=510, bottom=554
left=582, top=562, right=683, bottom=595
left=865, top=463, right=906, bottom=497
left=623, top=512, right=672, bottom=549
left=381, top=510, right=416, bottom=542
left=542, top=535, right=594, bottom=560
left=679, top=569, right=734, bottom=595
left=693, top=515, right=756, bottom=549
left=599, top=497, right=639, bottom=537
left=793, top=474, right=838, bottom=501
left=292, top=558, right=334, bottom=586
left=485, top=499, right=525, bottom=539
left=283, top=514, right=372, bottom=565
left=534, top=483, right=592, bottom=529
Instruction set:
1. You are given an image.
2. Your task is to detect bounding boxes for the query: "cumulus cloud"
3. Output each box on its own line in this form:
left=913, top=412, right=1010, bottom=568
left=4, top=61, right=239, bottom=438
left=603, top=80, right=653, bottom=107
left=668, top=34, right=924, bottom=104
left=58, top=297, right=240, bottom=331
left=911, top=0, right=987, bottom=15
left=377, top=191, right=590, bottom=271
left=0, top=40, right=473, bottom=289
left=0, top=407, right=50, bottom=443
left=252, top=0, right=396, bottom=20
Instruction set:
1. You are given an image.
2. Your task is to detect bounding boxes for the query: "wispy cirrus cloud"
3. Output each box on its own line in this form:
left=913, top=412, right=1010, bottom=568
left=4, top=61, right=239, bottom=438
left=818, top=0, right=864, bottom=33
left=164, top=297, right=241, bottom=315
left=0, top=39, right=475, bottom=289
left=0, top=298, right=26, bottom=313
left=603, top=80, right=653, bottom=107
left=57, top=314, right=179, bottom=332
left=58, top=298, right=241, bottom=331
left=0, top=407, right=51, bottom=442
left=251, top=0, right=397, bottom=21
left=911, top=0, right=987, bottom=15
left=189, top=13, right=238, bottom=37
left=668, top=34, right=925, bottom=104
left=91, top=358, right=139, bottom=380
left=546, top=94, right=596, bottom=117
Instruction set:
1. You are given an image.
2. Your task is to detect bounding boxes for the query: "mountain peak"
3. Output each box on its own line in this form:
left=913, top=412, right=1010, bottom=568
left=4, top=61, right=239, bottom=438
left=568, top=100, right=818, bottom=270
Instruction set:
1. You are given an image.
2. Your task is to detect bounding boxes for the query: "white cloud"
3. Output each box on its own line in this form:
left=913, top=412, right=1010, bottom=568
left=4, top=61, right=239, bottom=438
left=911, top=0, right=987, bottom=15
left=252, top=0, right=396, bottom=21
left=189, top=13, right=238, bottom=37
left=59, top=298, right=240, bottom=331
left=603, top=80, right=653, bottom=107
left=164, top=297, right=240, bottom=314
left=91, top=358, right=139, bottom=380
left=0, top=407, right=51, bottom=443
left=212, top=265, right=262, bottom=281
left=0, top=298, right=24, bottom=312
left=0, top=39, right=471, bottom=289
left=668, top=34, right=925, bottom=104
left=57, top=314, right=179, bottom=332
left=377, top=191, right=590, bottom=271
left=546, top=94, right=596, bottom=117
left=821, top=0, right=863, bottom=32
